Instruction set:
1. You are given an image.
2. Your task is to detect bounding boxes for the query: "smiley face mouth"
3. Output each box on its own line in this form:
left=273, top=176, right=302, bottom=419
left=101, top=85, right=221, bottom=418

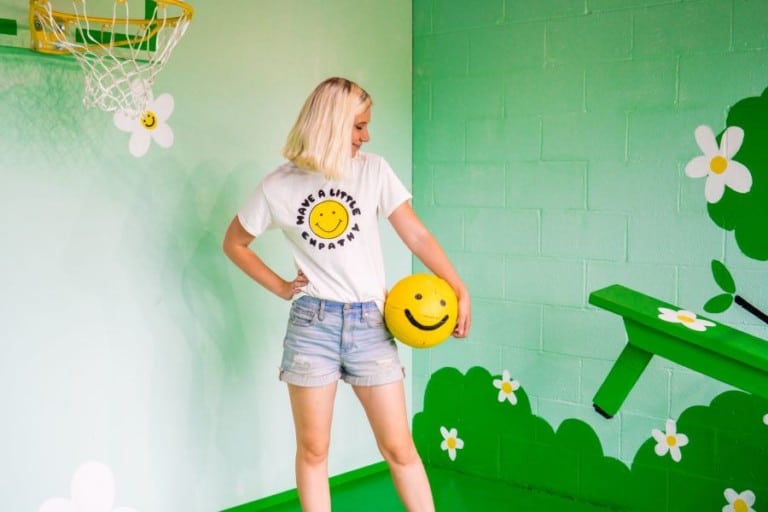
left=314, top=219, right=342, bottom=234
left=141, top=112, right=157, bottom=130
left=404, top=309, right=449, bottom=331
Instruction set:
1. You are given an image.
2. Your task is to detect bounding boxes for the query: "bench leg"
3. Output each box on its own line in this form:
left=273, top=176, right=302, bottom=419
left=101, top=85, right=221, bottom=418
left=593, top=343, right=653, bottom=419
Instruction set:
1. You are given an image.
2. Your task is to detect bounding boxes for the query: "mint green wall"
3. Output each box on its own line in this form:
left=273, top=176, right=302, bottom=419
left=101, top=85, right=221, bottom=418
left=412, top=0, right=768, bottom=465
left=0, top=2, right=410, bottom=511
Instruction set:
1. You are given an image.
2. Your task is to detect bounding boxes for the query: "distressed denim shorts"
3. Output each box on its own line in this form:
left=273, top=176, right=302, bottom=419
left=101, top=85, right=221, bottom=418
left=279, top=295, right=404, bottom=387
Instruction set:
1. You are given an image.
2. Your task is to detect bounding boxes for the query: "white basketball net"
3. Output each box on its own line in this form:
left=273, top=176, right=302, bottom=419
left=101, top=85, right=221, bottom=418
left=31, top=0, right=193, bottom=117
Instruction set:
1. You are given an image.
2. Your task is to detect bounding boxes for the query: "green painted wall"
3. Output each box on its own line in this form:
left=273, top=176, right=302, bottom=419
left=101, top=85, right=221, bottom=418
left=412, top=0, right=768, bottom=465
left=0, top=2, right=410, bottom=511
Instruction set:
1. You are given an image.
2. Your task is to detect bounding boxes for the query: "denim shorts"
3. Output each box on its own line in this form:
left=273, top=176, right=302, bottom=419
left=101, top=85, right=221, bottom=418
left=279, top=295, right=404, bottom=387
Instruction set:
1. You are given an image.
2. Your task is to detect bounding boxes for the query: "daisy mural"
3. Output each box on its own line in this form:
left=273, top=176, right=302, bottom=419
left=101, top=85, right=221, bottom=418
left=657, top=307, right=716, bottom=332
left=440, top=426, right=464, bottom=461
left=684, top=125, right=752, bottom=204
left=651, top=419, right=688, bottom=463
left=723, top=488, right=757, bottom=512
left=701, top=88, right=768, bottom=261
left=39, top=461, right=137, bottom=512
left=114, top=80, right=175, bottom=158
left=492, top=370, right=520, bottom=405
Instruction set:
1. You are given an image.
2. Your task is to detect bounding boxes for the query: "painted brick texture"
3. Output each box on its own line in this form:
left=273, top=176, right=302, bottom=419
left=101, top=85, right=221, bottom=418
left=412, top=0, right=768, bottom=463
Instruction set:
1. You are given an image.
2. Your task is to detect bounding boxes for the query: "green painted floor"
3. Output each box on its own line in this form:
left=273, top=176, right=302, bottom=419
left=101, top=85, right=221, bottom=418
left=248, top=466, right=623, bottom=512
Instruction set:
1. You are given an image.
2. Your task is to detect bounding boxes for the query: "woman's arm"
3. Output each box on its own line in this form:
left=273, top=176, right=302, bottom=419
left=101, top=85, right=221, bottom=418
left=388, top=202, right=471, bottom=338
left=222, top=216, right=307, bottom=300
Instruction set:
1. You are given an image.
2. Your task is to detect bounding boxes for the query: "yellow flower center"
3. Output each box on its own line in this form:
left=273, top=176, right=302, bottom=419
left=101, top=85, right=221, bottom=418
left=447, top=438, right=456, bottom=449
left=141, top=110, right=159, bottom=131
left=502, top=381, right=513, bottom=394
left=677, top=314, right=695, bottom=324
left=666, top=435, right=677, bottom=446
left=709, top=155, right=728, bottom=174
left=734, top=499, right=748, bottom=512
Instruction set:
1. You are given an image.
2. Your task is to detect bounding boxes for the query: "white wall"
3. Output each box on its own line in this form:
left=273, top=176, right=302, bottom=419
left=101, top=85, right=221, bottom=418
left=0, top=1, right=411, bottom=510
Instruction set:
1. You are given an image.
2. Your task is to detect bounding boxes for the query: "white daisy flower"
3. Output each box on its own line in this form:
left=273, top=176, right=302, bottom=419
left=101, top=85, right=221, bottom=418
left=658, top=307, right=716, bottom=332
left=763, top=413, right=767, bottom=426
left=492, top=369, right=521, bottom=405
left=114, top=81, right=175, bottom=158
left=440, top=426, right=464, bottom=461
left=684, top=125, right=752, bottom=203
left=723, top=488, right=756, bottom=512
left=39, top=461, right=137, bottom=512
left=651, top=418, right=689, bottom=463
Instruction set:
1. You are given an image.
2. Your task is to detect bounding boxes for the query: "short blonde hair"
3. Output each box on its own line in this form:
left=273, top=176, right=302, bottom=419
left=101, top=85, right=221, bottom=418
left=283, top=77, right=372, bottom=180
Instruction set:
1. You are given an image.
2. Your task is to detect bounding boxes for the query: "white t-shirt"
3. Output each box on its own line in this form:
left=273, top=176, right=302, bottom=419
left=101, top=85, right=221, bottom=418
left=238, top=152, right=411, bottom=310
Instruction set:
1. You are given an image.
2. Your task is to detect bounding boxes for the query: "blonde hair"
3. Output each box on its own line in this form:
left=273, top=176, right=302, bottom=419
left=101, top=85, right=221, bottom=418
left=283, top=77, right=372, bottom=180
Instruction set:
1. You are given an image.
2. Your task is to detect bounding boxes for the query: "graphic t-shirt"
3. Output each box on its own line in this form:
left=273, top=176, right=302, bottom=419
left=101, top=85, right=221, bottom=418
left=238, top=152, right=411, bottom=310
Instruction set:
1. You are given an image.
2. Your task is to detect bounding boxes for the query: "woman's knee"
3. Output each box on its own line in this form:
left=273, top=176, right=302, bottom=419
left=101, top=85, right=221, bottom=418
left=296, top=439, right=330, bottom=466
left=379, top=437, right=420, bottom=467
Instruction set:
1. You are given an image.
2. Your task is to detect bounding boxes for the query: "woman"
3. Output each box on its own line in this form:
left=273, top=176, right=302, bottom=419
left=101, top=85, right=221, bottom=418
left=223, top=77, right=471, bottom=512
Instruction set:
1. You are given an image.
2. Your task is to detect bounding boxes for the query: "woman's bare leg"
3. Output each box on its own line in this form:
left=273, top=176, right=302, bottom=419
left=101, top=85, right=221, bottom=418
left=354, top=381, right=434, bottom=512
left=288, top=382, right=338, bottom=512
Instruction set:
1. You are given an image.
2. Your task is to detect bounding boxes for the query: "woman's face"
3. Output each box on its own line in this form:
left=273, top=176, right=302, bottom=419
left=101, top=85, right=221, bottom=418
left=351, top=109, right=371, bottom=156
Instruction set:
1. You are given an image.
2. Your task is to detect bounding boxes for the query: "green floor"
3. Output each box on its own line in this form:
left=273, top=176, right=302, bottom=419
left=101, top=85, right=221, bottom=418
left=235, top=465, right=623, bottom=512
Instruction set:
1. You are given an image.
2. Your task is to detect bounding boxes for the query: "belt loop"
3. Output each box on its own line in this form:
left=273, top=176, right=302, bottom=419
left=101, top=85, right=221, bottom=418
left=318, top=299, right=325, bottom=321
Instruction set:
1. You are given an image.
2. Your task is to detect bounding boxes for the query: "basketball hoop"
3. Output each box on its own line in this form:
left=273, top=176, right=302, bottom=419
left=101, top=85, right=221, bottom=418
left=29, top=0, right=193, bottom=117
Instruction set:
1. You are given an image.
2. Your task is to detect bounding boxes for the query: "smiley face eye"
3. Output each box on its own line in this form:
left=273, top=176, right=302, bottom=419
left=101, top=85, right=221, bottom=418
left=440, top=299, right=446, bottom=306
left=415, top=293, right=423, bottom=300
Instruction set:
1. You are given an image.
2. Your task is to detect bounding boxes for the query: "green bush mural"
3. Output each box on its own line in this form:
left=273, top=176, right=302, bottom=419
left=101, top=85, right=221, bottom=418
left=688, top=86, right=768, bottom=325
left=413, top=366, right=768, bottom=511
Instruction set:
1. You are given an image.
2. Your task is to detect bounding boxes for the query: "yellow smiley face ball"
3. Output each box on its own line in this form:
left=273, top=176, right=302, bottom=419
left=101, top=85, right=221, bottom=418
left=384, top=274, right=458, bottom=349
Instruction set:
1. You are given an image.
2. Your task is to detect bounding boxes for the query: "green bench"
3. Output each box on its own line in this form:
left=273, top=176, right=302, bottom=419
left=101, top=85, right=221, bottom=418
left=589, top=284, right=768, bottom=418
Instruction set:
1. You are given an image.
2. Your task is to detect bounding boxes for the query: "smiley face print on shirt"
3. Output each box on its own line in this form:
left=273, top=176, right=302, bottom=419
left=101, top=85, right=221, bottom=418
left=295, top=188, right=362, bottom=250
left=309, top=200, right=349, bottom=239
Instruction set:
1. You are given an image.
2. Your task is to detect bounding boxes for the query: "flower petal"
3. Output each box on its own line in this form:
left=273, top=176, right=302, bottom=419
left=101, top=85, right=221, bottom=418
left=455, top=438, right=464, bottom=449
left=686, top=321, right=709, bottom=332
left=694, top=125, right=718, bottom=156
left=665, top=419, right=676, bottom=435
left=654, top=442, right=669, bottom=456
left=152, top=93, right=175, bottom=120
left=685, top=155, right=711, bottom=178
left=129, top=132, right=152, bottom=157
left=724, top=488, right=738, bottom=502
left=723, top=160, right=752, bottom=194
left=720, top=126, right=744, bottom=159
left=130, top=78, right=154, bottom=104
left=741, top=490, right=756, bottom=506
left=113, top=110, right=137, bottom=133
left=705, top=174, right=727, bottom=203
left=440, top=426, right=449, bottom=439
left=151, top=123, right=174, bottom=148
left=670, top=446, right=682, bottom=462
left=71, top=462, right=115, bottom=511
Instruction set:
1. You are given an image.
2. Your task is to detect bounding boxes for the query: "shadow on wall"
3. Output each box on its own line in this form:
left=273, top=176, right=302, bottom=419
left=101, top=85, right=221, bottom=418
left=413, top=366, right=768, bottom=511
left=122, top=156, right=282, bottom=497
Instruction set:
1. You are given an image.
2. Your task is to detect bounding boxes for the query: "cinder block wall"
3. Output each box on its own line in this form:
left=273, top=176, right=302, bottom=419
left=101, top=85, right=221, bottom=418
left=412, top=0, right=768, bottom=463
